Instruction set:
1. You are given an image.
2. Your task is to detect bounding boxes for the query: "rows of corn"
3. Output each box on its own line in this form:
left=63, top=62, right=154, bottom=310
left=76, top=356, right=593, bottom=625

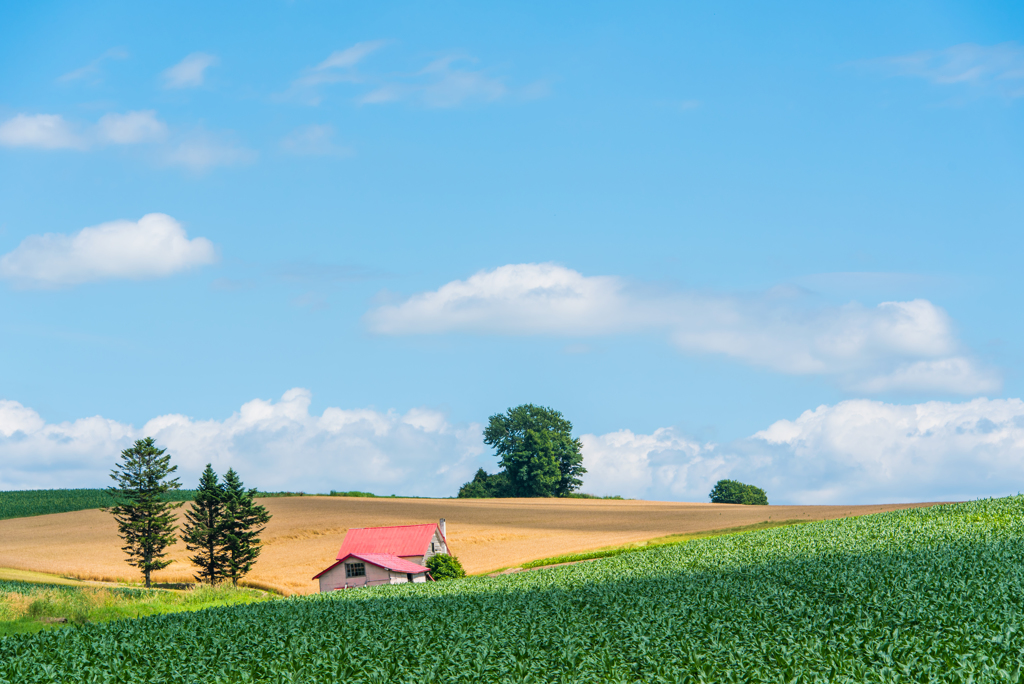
left=0, top=489, right=308, bottom=521
left=0, top=489, right=198, bottom=521
left=3, top=496, right=1023, bottom=682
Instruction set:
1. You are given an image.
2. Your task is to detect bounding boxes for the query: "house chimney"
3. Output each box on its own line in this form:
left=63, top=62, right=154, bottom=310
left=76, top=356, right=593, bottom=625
left=439, top=518, right=446, bottom=537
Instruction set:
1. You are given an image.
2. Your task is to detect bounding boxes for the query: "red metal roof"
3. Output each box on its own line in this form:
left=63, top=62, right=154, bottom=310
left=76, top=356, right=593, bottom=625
left=312, top=553, right=428, bottom=579
left=347, top=553, right=429, bottom=574
left=336, top=523, right=441, bottom=559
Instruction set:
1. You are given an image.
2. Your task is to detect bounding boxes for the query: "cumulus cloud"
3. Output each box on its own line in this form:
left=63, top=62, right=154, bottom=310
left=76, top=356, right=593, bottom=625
left=579, top=398, right=1024, bottom=504
left=863, top=42, right=1024, bottom=98
left=6, top=393, right=1022, bottom=505
left=162, top=53, right=219, bottom=89
left=0, top=213, right=217, bottom=288
left=0, top=114, right=86, bottom=149
left=366, top=263, right=997, bottom=394
left=0, top=390, right=484, bottom=495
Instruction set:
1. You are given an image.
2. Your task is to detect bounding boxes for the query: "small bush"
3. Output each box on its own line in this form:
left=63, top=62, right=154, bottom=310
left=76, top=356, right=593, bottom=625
left=709, top=479, right=768, bottom=505
left=426, top=554, right=465, bottom=581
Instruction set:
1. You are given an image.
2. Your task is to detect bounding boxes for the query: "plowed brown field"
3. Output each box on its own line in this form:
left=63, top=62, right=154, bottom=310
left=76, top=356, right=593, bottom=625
left=0, top=497, right=943, bottom=595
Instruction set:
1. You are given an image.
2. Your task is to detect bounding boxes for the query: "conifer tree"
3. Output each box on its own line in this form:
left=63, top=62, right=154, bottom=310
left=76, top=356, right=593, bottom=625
left=181, top=464, right=229, bottom=584
left=220, top=468, right=272, bottom=586
left=104, top=437, right=182, bottom=588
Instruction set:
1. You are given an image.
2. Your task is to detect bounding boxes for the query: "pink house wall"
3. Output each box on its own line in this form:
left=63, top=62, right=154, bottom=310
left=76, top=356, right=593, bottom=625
left=318, top=561, right=428, bottom=592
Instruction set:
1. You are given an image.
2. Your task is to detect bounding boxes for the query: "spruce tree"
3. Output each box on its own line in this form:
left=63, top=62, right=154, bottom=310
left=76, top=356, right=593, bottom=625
left=104, top=437, right=182, bottom=588
left=181, top=464, right=229, bottom=585
left=220, top=468, right=272, bottom=586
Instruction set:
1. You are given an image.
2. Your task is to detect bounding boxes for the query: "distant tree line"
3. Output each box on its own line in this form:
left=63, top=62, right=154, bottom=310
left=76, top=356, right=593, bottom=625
left=104, top=438, right=271, bottom=588
left=458, top=404, right=587, bottom=498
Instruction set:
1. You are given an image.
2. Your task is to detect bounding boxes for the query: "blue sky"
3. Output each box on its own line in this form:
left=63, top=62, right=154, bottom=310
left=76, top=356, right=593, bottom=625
left=1, top=1, right=1023, bottom=503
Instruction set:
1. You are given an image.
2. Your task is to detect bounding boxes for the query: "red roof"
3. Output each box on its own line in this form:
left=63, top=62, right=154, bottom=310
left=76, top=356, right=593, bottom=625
left=312, top=553, right=429, bottom=579
left=336, top=523, right=442, bottom=559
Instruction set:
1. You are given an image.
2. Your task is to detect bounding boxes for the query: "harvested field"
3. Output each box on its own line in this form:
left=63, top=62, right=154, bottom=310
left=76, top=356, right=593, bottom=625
left=0, top=497, right=944, bottom=595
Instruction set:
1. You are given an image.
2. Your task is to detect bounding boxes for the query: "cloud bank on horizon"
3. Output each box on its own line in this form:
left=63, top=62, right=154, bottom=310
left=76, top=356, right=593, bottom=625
left=366, top=263, right=999, bottom=395
left=1, top=390, right=1022, bottom=505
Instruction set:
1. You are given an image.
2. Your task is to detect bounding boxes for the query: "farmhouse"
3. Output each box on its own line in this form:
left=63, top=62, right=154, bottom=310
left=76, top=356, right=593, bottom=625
left=313, top=518, right=451, bottom=591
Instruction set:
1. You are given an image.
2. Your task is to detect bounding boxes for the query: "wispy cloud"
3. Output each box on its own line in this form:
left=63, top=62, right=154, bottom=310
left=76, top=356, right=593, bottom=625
left=0, top=112, right=253, bottom=174
left=295, top=41, right=388, bottom=88
left=162, top=52, right=220, bottom=89
left=57, top=47, right=129, bottom=84
left=0, top=111, right=168, bottom=150
left=365, top=263, right=999, bottom=395
left=95, top=110, right=168, bottom=144
left=279, top=124, right=350, bottom=156
left=163, top=131, right=257, bottom=172
left=287, top=41, right=534, bottom=108
left=284, top=40, right=388, bottom=104
left=0, top=213, right=217, bottom=288
left=862, top=42, right=1024, bottom=98
left=360, top=55, right=508, bottom=108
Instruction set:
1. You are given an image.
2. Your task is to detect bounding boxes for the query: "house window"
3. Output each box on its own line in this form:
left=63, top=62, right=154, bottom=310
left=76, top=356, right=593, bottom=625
left=431, top=542, right=435, bottom=553
left=345, top=562, right=365, bottom=578
left=407, top=573, right=414, bottom=582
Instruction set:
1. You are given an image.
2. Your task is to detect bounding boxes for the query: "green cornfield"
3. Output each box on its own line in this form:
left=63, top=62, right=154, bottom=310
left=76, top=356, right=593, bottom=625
left=0, top=489, right=308, bottom=521
left=2, top=496, right=1023, bottom=682
left=0, top=489, right=198, bottom=521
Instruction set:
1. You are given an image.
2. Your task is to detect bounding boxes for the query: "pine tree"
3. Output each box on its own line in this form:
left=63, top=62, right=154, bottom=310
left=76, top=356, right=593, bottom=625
left=104, top=437, right=182, bottom=588
left=181, top=464, right=229, bottom=585
left=220, top=468, right=272, bottom=586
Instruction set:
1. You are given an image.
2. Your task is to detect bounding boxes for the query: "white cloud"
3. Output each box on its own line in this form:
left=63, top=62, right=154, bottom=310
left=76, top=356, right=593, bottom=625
left=95, top=110, right=168, bottom=144
left=280, top=124, right=349, bottom=156
left=318, top=42, right=387, bottom=70
left=163, top=133, right=257, bottom=172
left=580, top=398, right=1024, bottom=504
left=0, top=111, right=169, bottom=150
left=367, top=263, right=638, bottom=335
left=58, top=47, right=129, bottom=84
left=580, top=428, right=724, bottom=500
left=866, top=42, right=1024, bottom=98
left=748, top=398, right=1024, bottom=503
left=0, top=390, right=484, bottom=495
left=0, top=114, right=86, bottom=149
left=360, top=55, right=507, bottom=108
left=287, top=41, right=388, bottom=101
left=366, top=263, right=998, bottom=395
left=287, top=43, right=523, bottom=108
left=0, top=213, right=217, bottom=288
left=162, top=53, right=219, bottom=89
left=8, top=392, right=1021, bottom=505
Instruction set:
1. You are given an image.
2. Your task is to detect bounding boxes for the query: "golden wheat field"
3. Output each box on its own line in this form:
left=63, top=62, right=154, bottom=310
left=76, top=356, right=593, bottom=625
left=0, top=497, right=942, bottom=595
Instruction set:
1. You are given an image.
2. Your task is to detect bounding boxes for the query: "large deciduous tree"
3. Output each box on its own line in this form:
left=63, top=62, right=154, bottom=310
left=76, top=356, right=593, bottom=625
left=482, top=404, right=586, bottom=497
left=220, top=468, right=272, bottom=586
left=104, top=437, right=182, bottom=588
left=709, top=479, right=769, bottom=505
left=180, top=464, right=228, bottom=585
